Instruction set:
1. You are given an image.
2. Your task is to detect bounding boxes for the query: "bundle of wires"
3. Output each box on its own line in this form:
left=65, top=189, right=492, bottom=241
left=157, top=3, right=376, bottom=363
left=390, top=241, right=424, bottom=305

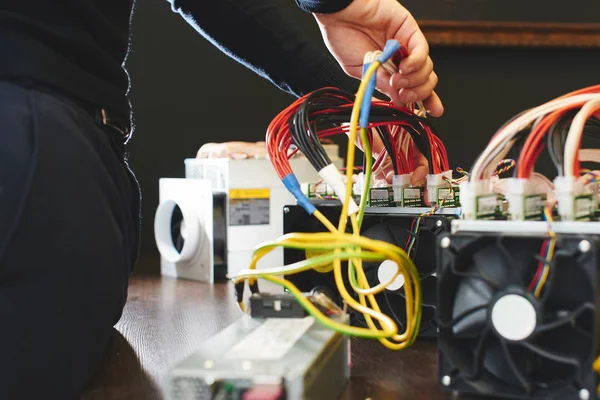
left=267, top=86, right=448, bottom=183
left=527, top=203, right=556, bottom=297
left=466, top=84, right=600, bottom=181
left=233, top=40, right=434, bottom=349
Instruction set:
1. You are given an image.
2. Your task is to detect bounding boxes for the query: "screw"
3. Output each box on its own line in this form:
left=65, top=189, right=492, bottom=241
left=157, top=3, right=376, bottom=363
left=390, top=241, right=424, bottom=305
left=579, top=388, right=590, bottom=400
left=436, top=220, right=443, bottom=228
left=440, top=237, right=451, bottom=249
left=579, top=240, right=591, bottom=254
left=203, top=360, right=214, bottom=369
left=442, top=375, right=451, bottom=386
left=283, top=207, right=290, bottom=214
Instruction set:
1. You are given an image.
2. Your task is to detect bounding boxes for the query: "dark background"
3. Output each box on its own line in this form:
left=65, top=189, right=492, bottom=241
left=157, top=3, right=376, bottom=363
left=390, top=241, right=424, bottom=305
left=126, top=0, right=600, bottom=268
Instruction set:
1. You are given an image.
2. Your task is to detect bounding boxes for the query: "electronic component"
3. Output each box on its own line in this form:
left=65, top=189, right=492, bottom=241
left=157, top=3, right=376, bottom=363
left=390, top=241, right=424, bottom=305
left=249, top=293, right=307, bottom=319
left=154, top=178, right=227, bottom=283
left=165, top=314, right=349, bottom=400
left=283, top=203, right=456, bottom=338
left=155, top=155, right=343, bottom=284
left=437, top=220, right=600, bottom=399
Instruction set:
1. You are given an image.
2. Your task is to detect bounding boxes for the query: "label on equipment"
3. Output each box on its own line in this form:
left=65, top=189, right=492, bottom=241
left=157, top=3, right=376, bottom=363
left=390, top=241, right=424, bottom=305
left=524, top=194, right=546, bottom=219
left=224, top=317, right=315, bottom=360
left=229, top=188, right=270, bottom=226
left=476, top=195, right=498, bottom=218
left=370, top=188, right=389, bottom=200
left=575, top=195, right=594, bottom=220
left=403, top=188, right=421, bottom=199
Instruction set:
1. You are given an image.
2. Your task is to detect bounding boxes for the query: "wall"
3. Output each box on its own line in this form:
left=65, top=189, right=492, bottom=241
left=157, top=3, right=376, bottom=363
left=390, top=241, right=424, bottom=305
left=127, top=0, right=600, bottom=269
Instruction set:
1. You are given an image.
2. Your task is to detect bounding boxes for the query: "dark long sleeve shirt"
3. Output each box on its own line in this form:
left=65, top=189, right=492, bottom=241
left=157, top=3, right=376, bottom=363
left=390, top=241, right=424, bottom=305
left=0, top=0, right=354, bottom=117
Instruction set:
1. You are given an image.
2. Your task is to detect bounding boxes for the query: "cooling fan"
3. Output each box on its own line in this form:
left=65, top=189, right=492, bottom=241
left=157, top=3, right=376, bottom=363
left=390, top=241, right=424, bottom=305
left=437, top=232, right=599, bottom=399
left=283, top=203, right=452, bottom=338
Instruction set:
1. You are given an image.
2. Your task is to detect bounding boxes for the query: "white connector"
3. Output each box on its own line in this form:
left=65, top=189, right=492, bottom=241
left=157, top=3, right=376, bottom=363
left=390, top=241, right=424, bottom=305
left=459, top=180, right=494, bottom=220
left=504, top=178, right=530, bottom=221
left=554, top=175, right=594, bottom=221
left=319, top=164, right=360, bottom=215
left=427, top=170, right=453, bottom=205
left=392, top=173, right=412, bottom=203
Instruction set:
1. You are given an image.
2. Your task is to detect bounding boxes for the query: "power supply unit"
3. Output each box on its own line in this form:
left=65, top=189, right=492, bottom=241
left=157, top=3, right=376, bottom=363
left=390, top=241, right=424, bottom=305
left=155, top=155, right=342, bottom=284
left=165, top=314, right=349, bottom=400
left=283, top=202, right=458, bottom=338
left=437, top=221, right=600, bottom=400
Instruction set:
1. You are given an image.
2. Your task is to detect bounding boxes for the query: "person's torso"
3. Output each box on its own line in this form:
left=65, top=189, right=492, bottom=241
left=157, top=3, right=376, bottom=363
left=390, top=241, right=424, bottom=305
left=0, top=0, right=134, bottom=115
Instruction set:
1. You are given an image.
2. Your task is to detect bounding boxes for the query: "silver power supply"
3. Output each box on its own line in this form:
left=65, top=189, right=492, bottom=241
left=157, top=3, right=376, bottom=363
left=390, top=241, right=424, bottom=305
left=165, top=315, right=349, bottom=400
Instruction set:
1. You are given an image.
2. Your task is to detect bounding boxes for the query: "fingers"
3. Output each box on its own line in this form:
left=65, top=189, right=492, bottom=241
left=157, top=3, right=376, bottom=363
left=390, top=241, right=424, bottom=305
left=397, top=71, right=438, bottom=104
left=423, top=91, right=444, bottom=117
left=389, top=57, right=433, bottom=91
left=393, top=13, right=429, bottom=75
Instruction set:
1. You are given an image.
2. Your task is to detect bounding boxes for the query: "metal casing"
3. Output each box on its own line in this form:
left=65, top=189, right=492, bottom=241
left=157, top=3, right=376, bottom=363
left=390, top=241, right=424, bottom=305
left=165, top=315, right=349, bottom=400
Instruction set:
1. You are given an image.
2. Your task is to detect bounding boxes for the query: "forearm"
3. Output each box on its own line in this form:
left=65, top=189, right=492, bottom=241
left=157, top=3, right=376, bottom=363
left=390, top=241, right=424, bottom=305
left=168, top=0, right=358, bottom=97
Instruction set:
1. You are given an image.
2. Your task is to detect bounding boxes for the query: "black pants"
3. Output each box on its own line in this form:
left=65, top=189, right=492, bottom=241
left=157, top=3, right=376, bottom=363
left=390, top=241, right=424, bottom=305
left=0, top=81, right=140, bottom=399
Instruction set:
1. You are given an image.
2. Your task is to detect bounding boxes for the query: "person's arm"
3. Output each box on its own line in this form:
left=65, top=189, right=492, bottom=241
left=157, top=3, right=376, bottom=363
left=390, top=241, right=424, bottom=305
left=167, top=0, right=359, bottom=97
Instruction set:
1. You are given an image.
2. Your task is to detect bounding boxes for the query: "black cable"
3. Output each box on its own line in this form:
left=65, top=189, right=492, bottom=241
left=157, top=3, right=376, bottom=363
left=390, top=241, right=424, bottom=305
left=375, top=126, right=399, bottom=175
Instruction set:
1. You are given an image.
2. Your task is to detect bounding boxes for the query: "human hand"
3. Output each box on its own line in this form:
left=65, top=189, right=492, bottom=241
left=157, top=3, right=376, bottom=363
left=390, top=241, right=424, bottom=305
left=313, top=0, right=443, bottom=117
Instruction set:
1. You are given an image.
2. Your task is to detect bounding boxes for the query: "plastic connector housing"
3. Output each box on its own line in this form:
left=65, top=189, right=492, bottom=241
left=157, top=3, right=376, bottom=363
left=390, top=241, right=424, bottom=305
left=392, top=173, right=412, bottom=202
left=318, top=164, right=360, bottom=215
left=554, top=175, right=595, bottom=221
left=459, top=180, right=494, bottom=220
left=505, top=178, right=547, bottom=221
left=427, top=170, right=453, bottom=205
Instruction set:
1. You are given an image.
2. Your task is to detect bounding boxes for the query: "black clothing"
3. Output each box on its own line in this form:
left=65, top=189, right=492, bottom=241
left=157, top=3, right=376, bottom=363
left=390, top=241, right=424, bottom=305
left=0, top=80, right=140, bottom=399
left=0, top=0, right=356, bottom=118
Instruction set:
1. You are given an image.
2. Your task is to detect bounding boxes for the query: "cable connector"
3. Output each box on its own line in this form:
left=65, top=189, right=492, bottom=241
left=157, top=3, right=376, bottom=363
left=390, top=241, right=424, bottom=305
left=392, top=173, right=412, bottom=202
left=459, top=180, right=495, bottom=220
left=554, top=175, right=594, bottom=221
left=282, top=174, right=317, bottom=215
left=426, top=170, right=452, bottom=205
left=318, top=164, right=360, bottom=216
left=505, top=178, right=546, bottom=221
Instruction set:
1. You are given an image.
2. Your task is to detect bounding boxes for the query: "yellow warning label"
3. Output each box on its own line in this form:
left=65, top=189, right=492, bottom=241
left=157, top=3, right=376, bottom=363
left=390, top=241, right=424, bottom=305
left=305, top=249, right=334, bottom=273
left=229, top=188, right=270, bottom=199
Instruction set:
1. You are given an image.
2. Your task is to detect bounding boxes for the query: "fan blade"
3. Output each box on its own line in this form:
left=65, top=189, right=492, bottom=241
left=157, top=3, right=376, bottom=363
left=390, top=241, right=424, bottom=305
left=413, top=229, right=437, bottom=275
left=451, top=276, right=491, bottom=337
left=471, top=239, right=533, bottom=288
left=466, top=326, right=492, bottom=380
left=527, top=323, right=592, bottom=378
left=482, top=339, right=530, bottom=391
left=535, top=302, right=594, bottom=335
left=540, top=251, right=594, bottom=312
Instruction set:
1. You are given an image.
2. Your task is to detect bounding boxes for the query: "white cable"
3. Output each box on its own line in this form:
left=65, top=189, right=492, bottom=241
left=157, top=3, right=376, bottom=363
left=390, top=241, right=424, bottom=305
left=471, top=93, right=600, bottom=180
left=564, top=97, right=600, bottom=177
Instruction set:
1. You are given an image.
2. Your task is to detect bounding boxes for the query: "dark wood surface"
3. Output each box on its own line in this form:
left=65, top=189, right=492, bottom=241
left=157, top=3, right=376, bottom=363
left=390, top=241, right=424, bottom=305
left=82, top=273, right=453, bottom=400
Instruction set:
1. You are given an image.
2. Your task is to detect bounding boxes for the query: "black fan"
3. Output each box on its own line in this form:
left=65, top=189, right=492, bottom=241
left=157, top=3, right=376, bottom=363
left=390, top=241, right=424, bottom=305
left=437, top=233, right=599, bottom=399
left=283, top=203, right=452, bottom=338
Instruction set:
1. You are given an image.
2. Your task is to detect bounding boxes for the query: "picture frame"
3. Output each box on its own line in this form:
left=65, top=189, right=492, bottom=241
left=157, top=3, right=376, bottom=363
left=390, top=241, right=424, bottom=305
left=419, top=21, right=600, bottom=48
left=401, top=0, right=600, bottom=48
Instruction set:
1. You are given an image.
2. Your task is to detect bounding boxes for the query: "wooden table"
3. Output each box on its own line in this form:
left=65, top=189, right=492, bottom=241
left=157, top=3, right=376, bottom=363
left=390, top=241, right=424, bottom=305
left=82, top=273, right=455, bottom=400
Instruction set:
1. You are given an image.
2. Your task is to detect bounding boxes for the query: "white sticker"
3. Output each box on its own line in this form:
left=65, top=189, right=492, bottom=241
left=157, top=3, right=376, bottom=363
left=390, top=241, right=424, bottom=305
left=438, top=188, right=452, bottom=201
left=524, top=195, right=542, bottom=217
left=224, top=317, right=315, bottom=360
left=370, top=189, right=389, bottom=200
left=477, top=195, right=497, bottom=216
left=575, top=196, right=593, bottom=219
left=403, top=188, right=421, bottom=199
